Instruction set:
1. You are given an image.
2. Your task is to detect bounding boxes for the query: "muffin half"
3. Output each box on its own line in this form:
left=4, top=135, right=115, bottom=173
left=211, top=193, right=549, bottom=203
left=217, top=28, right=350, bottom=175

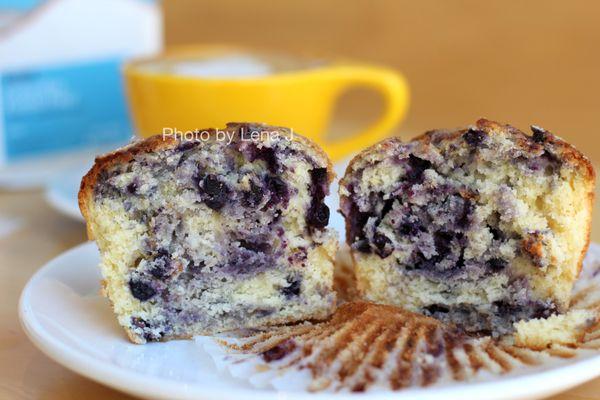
left=79, top=123, right=337, bottom=343
left=339, top=119, right=595, bottom=335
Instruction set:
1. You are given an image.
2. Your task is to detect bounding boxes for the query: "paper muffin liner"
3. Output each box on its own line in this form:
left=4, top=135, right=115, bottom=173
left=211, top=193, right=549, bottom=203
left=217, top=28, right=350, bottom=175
left=196, top=244, right=600, bottom=393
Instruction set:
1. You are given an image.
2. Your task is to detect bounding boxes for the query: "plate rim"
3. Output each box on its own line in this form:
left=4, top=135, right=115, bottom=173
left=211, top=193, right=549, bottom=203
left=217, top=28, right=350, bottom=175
left=18, top=241, right=600, bottom=400
left=44, top=184, right=85, bottom=222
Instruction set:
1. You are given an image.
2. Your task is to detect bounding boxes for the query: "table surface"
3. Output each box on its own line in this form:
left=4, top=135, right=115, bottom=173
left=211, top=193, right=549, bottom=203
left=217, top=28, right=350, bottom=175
left=3, top=186, right=600, bottom=400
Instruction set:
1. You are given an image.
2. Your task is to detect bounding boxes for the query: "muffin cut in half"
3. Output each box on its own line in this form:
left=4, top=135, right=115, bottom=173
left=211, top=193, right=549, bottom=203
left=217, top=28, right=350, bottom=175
left=339, top=119, right=595, bottom=335
left=79, top=123, right=337, bottom=343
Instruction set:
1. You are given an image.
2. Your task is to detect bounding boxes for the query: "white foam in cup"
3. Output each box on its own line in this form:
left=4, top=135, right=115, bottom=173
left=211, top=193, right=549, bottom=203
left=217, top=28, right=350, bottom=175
left=141, top=55, right=272, bottom=78
left=138, top=52, right=325, bottom=79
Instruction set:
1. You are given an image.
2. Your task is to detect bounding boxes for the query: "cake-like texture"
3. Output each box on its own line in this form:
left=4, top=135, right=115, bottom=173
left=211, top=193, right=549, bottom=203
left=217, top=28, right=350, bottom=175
left=79, top=123, right=338, bottom=343
left=339, top=119, right=595, bottom=336
left=514, top=308, right=596, bottom=349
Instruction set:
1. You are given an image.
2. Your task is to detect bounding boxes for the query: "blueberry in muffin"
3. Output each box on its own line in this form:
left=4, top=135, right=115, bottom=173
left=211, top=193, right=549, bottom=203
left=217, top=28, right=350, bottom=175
left=339, top=119, right=595, bottom=335
left=79, top=123, right=337, bottom=343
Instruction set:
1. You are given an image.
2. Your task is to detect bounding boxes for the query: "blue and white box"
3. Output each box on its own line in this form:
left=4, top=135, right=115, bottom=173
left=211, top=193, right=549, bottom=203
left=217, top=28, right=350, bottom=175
left=0, top=0, right=161, bottom=166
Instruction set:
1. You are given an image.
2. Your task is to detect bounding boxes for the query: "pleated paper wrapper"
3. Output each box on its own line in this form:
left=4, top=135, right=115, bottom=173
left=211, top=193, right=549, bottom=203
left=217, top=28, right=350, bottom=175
left=196, top=245, right=600, bottom=393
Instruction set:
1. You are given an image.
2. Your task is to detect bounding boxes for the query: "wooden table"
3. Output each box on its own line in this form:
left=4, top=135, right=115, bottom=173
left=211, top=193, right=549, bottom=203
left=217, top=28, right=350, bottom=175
left=2, top=186, right=600, bottom=400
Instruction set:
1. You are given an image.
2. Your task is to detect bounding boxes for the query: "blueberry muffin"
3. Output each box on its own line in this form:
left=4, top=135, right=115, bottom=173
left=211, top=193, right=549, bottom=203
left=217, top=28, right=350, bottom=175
left=339, top=119, right=595, bottom=335
left=79, top=123, right=337, bottom=343
left=514, top=308, right=596, bottom=349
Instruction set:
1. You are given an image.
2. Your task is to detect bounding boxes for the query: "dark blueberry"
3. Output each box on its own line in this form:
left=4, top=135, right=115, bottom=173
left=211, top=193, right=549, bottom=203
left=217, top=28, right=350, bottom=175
left=346, top=201, right=370, bottom=246
left=246, top=143, right=278, bottom=172
left=399, top=220, right=422, bottom=236
left=266, top=175, right=289, bottom=206
left=200, top=175, right=229, bottom=210
left=377, top=198, right=395, bottom=224
left=307, top=169, right=330, bottom=229
left=373, top=233, right=393, bottom=258
left=156, top=248, right=169, bottom=257
left=409, top=154, right=432, bottom=170
left=406, top=155, right=432, bottom=183
left=433, top=231, right=453, bottom=258
left=258, top=148, right=278, bottom=173
left=261, top=340, right=296, bottom=362
left=149, top=265, right=167, bottom=279
left=493, top=300, right=519, bottom=316
left=309, top=167, right=328, bottom=200
left=486, top=257, right=507, bottom=272
left=126, top=181, right=138, bottom=194
left=354, top=239, right=371, bottom=253
left=488, top=225, right=505, bottom=241
left=145, top=331, right=164, bottom=342
left=463, top=128, right=486, bottom=146
left=408, top=232, right=463, bottom=273
left=306, top=202, right=330, bottom=229
left=424, top=304, right=450, bottom=314
left=239, top=239, right=270, bottom=253
left=129, top=279, right=156, bottom=301
left=242, top=181, right=264, bottom=208
left=455, top=249, right=465, bottom=269
left=310, top=167, right=328, bottom=185
left=148, top=253, right=171, bottom=279
left=202, top=174, right=227, bottom=196
left=281, top=277, right=301, bottom=298
left=530, top=125, right=548, bottom=143
left=399, top=223, right=413, bottom=235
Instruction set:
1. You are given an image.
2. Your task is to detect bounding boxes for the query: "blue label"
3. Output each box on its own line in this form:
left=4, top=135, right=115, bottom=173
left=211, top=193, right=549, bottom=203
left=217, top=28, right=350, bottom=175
left=0, top=0, right=42, bottom=11
left=0, top=58, right=132, bottom=162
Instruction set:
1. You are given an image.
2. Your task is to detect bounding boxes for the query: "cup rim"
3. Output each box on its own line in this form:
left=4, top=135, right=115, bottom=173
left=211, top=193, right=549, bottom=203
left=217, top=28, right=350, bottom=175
left=123, top=44, right=377, bottom=84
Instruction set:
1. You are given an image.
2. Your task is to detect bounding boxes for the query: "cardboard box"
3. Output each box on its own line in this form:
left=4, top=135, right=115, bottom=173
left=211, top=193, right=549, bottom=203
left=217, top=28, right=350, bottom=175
left=0, top=0, right=161, bottom=166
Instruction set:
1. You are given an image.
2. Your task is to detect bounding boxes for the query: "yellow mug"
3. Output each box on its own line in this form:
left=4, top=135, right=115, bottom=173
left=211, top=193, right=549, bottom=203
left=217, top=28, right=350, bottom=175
left=124, top=47, right=409, bottom=161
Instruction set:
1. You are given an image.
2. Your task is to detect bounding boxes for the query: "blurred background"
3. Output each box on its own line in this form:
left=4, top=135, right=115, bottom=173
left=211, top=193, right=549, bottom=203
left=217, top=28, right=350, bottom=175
left=2, top=1, right=600, bottom=399
left=164, top=0, right=600, bottom=155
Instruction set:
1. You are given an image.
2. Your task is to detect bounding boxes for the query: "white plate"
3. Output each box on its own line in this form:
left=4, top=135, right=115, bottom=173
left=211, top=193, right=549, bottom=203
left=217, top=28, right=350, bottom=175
left=0, top=151, right=91, bottom=190
left=19, top=241, right=600, bottom=400
left=0, top=144, right=126, bottom=190
left=44, top=166, right=91, bottom=222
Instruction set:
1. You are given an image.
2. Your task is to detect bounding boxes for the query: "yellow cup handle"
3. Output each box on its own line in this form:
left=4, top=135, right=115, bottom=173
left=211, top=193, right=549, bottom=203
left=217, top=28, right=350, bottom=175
left=323, top=65, right=409, bottom=161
